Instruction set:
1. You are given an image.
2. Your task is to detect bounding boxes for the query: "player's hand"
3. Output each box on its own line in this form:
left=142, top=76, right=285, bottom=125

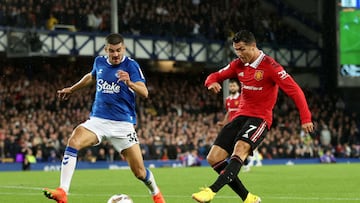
left=57, top=87, right=72, bottom=100
left=302, top=122, right=314, bottom=133
left=117, top=70, right=130, bottom=85
left=208, top=82, right=222, bottom=94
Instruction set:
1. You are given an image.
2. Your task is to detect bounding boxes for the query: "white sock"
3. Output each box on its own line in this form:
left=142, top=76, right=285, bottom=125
left=60, top=146, right=78, bottom=193
left=142, top=168, right=160, bottom=195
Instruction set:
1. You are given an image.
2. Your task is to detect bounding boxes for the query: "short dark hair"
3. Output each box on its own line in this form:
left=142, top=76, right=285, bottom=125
left=105, top=33, right=124, bottom=45
left=229, top=78, right=240, bottom=85
left=232, top=30, right=256, bottom=44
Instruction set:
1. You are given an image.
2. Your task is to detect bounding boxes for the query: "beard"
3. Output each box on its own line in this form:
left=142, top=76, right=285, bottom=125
left=229, top=90, right=237, bottom=95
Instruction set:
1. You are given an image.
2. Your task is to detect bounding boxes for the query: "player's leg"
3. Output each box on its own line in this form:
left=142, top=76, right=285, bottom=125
left=122, top=144, right=165, bottom=203
left=243, top=153, right=254, bottom=172
left=61, top=126, right=99, bottom=192
left=207, top=145, right=250, bottom=200
left=43, top=125, right=99, bottom=203
left=203, top=118, right=266, bottom=203
left=253, top=148, right=262, bottom=166
left=208, top=140, right=250, bottom=193
left=242, top=160, right=251, bottom=172
left=193, top=117, right=250, bottom=202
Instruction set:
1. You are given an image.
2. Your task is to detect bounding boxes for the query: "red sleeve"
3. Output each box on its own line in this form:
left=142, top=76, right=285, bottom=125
left=204, top=63, right=238, bottom=87
left=270, top=64, right=312, bottom=124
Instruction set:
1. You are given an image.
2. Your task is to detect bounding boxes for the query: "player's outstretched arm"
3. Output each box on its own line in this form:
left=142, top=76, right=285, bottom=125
left=57, top=73, right=95, bottom=100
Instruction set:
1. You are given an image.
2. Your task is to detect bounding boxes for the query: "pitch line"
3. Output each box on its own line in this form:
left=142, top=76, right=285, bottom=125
left=0, top=185, right=359, bottom=201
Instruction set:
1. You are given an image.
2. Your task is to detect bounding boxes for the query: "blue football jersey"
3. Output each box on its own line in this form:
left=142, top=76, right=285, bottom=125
left=90, top=55, right=145, bottom=124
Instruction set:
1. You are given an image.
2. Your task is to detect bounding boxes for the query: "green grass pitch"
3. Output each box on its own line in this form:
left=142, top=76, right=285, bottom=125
left=0, top=163, right=359, bottom=203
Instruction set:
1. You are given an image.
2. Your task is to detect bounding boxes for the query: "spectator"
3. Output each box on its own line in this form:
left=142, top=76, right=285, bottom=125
left=22, top=147, right=36, bottom=170
left=182, top=149, right=201, bottom=167
left=84, top=149, right=96, bottom=163
left=86, top=10, right=102, bottom=31
left=46, top=13, right=58, bottom=30
left=96, top=148, right=107, bottom=161
left=320, top=124, right=331, bottom=147
left=320, top=149, right=336, bottom=163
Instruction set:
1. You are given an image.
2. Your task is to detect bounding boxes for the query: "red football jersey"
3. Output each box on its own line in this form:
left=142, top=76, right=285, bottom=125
left=225, top=92, right=241, bottom=122
left=205, top=51, right=312, bottom=128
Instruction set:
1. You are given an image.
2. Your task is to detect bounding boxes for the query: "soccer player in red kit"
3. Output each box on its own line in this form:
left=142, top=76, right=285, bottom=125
left=217, top=79, right=241, bottom=126
left=192, top=30, right=314, bottom=203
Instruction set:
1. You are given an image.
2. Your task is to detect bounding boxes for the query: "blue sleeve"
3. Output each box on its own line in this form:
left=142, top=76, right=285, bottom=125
left=91, top=56, right=100, bottom=77
left=128, top=59, right=146, bottom=83
left=91, top=56, right=106, bottom=78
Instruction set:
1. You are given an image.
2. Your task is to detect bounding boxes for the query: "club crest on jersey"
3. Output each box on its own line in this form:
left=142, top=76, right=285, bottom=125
left=254, top=70, right=264, bottom=81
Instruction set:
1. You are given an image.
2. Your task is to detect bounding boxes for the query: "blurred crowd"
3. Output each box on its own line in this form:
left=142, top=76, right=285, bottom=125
left=0, top=61, right=359, bottom=166
left=0, top=0, right=306, bottom=44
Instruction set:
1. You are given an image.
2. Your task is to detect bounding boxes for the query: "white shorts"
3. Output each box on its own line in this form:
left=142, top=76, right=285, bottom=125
left=80, top=117, right=139, bottom=152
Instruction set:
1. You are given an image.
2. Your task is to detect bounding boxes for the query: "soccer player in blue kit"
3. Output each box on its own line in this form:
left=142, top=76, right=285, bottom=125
left=43, top=33, right=166, bottom=203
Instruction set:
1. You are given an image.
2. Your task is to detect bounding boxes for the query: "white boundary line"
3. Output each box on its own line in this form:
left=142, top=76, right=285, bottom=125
left=0, top=185, right=359, bottom=201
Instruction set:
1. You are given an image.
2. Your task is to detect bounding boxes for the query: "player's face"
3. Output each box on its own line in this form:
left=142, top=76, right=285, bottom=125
left=105, top=43, right=126, bottom=65
left=233, top=41, right=257, bottom=64
left=229, top=82, right=239, bottom=94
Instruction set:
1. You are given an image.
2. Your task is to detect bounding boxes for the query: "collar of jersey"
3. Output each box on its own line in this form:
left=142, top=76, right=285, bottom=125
left=106, top=55, right=126, bottom=65
left=229, top=92, right=240, bottom=99
left=245, top=51, right=265, bottom=69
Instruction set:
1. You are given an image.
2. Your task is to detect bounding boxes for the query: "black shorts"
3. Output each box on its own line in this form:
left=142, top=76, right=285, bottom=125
left=213, top=116, right=268, bottom=155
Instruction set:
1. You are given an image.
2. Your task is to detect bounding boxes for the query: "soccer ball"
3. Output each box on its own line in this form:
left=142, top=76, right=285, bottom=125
left=107, top=194, right=133, bottom=203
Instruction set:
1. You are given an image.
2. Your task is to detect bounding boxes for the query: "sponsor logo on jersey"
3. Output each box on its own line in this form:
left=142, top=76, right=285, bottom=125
left=242, top=85, right=263, bottom=91
left=238, top=72, right=244, bottom=77
left=97, top=79, right=121, bottom=93
left=254, top=70, right=264, bottom=81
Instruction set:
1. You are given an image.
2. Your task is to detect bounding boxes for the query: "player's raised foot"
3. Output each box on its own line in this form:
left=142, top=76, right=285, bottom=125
left=152, top=190, right=166, bottom=203
left=43, top=187, right=67, bottom=203
left=192, top=187, right=216, bottom=203
left=244, top=192, right=261, bottom=203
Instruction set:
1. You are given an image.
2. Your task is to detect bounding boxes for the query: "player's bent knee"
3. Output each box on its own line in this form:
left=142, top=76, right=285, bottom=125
left=67, top=126, right=97, bottom=149
left=68, top=136, right=82, bottom=149
left=207, top=154, right=220, bottom=166
left=233, top=141, right=251, bottom=159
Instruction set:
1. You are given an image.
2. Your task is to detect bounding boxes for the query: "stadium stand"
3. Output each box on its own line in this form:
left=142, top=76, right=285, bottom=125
left=0, top=0, right=310, bottom=44
left=0, top=59, right=359, bottom=165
